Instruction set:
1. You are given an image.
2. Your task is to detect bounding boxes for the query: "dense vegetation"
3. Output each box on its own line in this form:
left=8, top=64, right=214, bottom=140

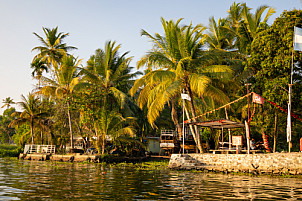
left=0, top=2, right=301, bottom=154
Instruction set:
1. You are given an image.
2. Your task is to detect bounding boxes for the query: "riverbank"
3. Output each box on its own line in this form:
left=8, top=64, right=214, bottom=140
left=168, top=153, right=302, bottom=175
left=19, top=153, right=169, bottom=163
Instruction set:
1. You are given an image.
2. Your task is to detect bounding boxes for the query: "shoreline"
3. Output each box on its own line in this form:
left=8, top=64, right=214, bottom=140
left=168, top=153, right=302, bottom=175
left=18, top=153, right=169, bottom=163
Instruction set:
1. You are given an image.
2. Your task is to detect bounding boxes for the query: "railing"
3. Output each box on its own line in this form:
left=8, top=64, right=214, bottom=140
left=161, top=140, right=174, bottom=143
left=24, top=145, right=56, bottom=154
left=161, top=130, right=175, bottom=136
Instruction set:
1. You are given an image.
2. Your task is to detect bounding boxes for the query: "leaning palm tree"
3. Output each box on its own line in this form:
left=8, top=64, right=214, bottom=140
left=130, top=18, right=234, bottom=152
left=10, top=93, right=43, bottom=144
left=32, top=27, right=77, bottom=73
left=1, top=97, right=15, bottom=109
left=40, top=55, right=82, bottom=149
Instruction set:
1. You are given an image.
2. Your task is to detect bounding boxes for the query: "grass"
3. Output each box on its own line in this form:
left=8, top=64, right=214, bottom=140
left=111, top=160, right=169, bottom=171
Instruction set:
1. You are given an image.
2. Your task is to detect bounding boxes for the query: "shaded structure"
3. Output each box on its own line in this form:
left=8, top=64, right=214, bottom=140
left=187, top=119, right=244, bottom=129
left=186, top=119, right=245, bottom=153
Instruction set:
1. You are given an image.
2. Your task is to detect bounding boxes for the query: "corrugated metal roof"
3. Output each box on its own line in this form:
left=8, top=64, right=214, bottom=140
left=185, top=119, right=245, bottom=129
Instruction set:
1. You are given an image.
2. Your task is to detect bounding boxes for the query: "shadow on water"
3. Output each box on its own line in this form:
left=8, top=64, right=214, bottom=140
left=0, top=158, right=302, bottom=200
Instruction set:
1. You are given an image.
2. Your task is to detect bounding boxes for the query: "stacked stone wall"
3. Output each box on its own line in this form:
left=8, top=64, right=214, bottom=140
left=168, top=153, right=302, bottom=175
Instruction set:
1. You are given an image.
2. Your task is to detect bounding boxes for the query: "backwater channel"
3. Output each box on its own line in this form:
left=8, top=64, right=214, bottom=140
left=1, top=158, right=302, bottom=200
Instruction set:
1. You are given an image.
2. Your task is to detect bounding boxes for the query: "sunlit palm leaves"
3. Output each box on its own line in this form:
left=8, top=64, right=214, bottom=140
left=1, top=97, right=15, bottom=109
left=131, top=18, right=233, bottom=127
left=40, top=55, right=82, bottom=148
left=32, top=27, right=77, bottom=73
left=81, top=41, right=137, bottom=108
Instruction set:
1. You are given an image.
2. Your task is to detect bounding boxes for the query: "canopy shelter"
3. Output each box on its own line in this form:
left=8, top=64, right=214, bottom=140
left=186, top=119, right=244, bottom=129
left=185, top=119, right=245, bottom=151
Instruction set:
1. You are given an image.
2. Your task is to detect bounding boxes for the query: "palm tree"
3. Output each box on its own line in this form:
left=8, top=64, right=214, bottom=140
left=81, top=41, right=140, bottom=109
left=31, top=57, right=48, bottom=81
left=95, top=109, right=136, bottom=154
left=31, top=57, right=49, bottom=144
left=10, top=93, right=43, bottom=144
left=237, top=4, right=275, bottom=54
left=130, top=18, right=233, bottom=152
left=79, top=41, right=141, bottom=152
left=40, top=55, right=82, bottom=148
left=227, top=2, right=244, bottom=33
left=1, top=97, right=15, bottom=109
left=205, top=17, right=234, bottom=50
left=32, top=27, right=77, bottom=73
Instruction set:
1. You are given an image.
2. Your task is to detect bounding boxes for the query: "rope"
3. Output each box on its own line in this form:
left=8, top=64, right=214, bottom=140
left=185, top=92, right=302, bottom=123
left=185, top=92, right=253, bottom=123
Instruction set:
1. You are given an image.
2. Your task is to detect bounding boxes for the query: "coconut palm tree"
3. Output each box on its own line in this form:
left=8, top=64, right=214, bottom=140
left=205, top=17, right=234, bottom=50
left=81, top=41, right=140, bottom=109
left=95, top=109, right=136, bottom=154
left=1, top=97, right=15, bottom=109
left=130, top=18, right=234, bottom=152
left=234, top=3, right=275, bottom=54
left=10, top=93, right=44, bottom=144
left=31, top=57, right=49, bottom=80
left=32, top=27, right=77, bottom=73
left=40, top=55, right=82, bottom=148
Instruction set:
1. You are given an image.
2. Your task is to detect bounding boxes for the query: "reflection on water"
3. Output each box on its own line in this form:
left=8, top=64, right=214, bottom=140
left=1, top=158, right=302, bottom=200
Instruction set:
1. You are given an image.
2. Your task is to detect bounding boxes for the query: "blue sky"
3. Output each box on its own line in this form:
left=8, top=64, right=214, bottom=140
left=0, top=0, right=301, bottom=113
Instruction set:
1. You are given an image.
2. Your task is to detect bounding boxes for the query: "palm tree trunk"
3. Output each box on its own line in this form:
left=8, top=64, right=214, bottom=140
left=184, top=105, right=199, bottom=152
left=94, top=123, right=102, bottom=154
left=171, top=98, right=182, bottom=140
left=39, top=79, right=43, bottom=145
left=30, top=118, right=34, bottom=144
left=273, top=110, right=278, bottom=152
left=67, top=101, right=74, bottom=149
left=102, top=135, right=105, bottom=155
left=186, top=85, right=204, bottom=153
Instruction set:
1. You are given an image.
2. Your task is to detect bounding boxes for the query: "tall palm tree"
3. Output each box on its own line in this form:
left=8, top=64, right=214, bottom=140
left=130, top=18, right=233, bottom=152
left=31, top=57, right=48, bottom=81
left=81, top=41, right=138, bottom=109
left=31, top=57, right=49, bottom=144
left=237, top=4, right=275, bottom=54
left=227, top=2, right=244, bottom=33
left=1, top=97, right=15, bottom=109
left=80, top=41, right=140, bottom=152
left=205, top=17, right=234, bottom=50
left=32, top=27, right=77, bottom=73
left=40, top=55, right=82, bottom=148
left=10, top=93, right=43, bottom=144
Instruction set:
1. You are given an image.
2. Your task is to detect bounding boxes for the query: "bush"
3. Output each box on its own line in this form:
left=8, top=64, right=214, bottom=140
left=0, top=144, right=22, bottom=157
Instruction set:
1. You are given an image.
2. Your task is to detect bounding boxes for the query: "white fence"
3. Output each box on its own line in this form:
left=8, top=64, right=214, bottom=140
left=24, top=145, right=56, bottom=154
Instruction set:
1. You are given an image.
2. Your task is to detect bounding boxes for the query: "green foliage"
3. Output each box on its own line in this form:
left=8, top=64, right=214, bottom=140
left=0, top=144, right=22, bottom=157
left=12, top=124, right=30, bottom=146
left=5, top=7, right=300, bottom=156
left=0, top=107, right=16, bottom=144
left=248, top=9, right=302, bottom=151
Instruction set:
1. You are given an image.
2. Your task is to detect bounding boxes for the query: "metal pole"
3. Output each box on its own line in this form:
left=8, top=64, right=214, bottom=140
left=245, top=83, right=251, bottom=154
left=288, top=27, right=295, bottom=153
left=183, top=98, right=185, bottom=154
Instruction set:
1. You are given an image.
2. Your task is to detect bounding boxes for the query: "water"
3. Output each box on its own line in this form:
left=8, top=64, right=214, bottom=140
left=1, top=158, right=302, bottom=200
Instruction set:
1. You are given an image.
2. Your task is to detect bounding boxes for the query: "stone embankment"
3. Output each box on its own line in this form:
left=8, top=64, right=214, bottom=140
left=19, top=153, right=100, bottom=162
left=18, top=153, right=149, bottom=163
left=168, top=153, right=302, bottom=175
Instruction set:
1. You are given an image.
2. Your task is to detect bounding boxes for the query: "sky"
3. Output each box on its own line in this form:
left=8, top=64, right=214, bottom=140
left=0, top=0, right=301, bottom=114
